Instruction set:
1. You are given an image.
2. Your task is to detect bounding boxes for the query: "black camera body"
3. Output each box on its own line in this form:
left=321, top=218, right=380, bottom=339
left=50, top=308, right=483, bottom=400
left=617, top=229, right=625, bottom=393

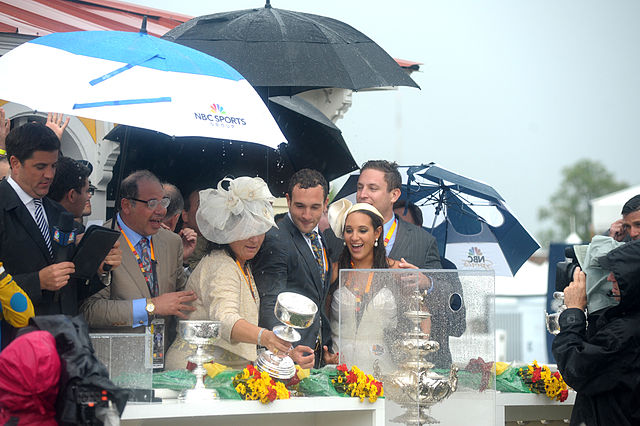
left=556, top=246, right=580, bottom=292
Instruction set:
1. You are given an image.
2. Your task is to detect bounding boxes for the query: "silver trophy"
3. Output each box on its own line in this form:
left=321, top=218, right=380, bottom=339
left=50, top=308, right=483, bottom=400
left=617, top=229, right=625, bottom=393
left=255, top=292, right=317, bottom=379
left=545, top=291, right=566, bottom=335
left=177, top=320, right=221, bottom=401
left=380, top=288, right=458, bottom=425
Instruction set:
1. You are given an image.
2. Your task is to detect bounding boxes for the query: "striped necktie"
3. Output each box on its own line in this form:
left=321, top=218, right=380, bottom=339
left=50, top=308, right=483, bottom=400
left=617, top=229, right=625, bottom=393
left=33, top=198, right=53, bottom=257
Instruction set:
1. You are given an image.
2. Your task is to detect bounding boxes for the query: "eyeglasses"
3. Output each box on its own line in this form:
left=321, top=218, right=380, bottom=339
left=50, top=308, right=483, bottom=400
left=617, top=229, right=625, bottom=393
left=88, top=186, right=96, bottom=196
left=129, top=197, right=170, bottom=210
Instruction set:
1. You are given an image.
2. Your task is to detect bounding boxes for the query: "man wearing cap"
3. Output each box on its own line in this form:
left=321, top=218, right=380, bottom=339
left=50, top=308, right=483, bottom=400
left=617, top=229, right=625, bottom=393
left=552, top=240, right=640, bottom=425
left=80, top=170, right=197, bottom=358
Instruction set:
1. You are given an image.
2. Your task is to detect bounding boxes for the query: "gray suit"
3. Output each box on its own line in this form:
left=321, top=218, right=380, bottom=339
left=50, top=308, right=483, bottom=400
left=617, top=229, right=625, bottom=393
left=80, top=224, right=187, bottom=344
left=388, top=218, right=442, bottom=269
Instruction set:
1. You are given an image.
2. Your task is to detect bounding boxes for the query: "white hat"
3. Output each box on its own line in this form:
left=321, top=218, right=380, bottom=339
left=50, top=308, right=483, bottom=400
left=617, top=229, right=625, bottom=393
left=196, top=177, right=276, bottom=244
left=328, top=199, right=384, bottom=237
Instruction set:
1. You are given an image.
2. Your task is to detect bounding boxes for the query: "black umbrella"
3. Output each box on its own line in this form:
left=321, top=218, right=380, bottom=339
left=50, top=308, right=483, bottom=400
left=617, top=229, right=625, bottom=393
left=104, top=96, right=357, bottom=197
left=163, top=2, right=419, bottom=95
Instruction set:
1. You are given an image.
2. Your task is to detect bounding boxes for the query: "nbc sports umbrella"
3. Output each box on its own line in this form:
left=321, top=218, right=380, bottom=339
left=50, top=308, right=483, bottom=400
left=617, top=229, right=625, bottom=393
left=0, top=29, right=286, bottom=148
left=334, top=163, right=540, bottom=277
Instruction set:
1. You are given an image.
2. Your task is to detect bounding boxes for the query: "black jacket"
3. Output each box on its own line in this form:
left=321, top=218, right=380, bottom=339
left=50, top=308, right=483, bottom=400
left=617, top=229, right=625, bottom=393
left=552, top=241, right=640, bottom=426
left=252, top=215, right=332, bottom=367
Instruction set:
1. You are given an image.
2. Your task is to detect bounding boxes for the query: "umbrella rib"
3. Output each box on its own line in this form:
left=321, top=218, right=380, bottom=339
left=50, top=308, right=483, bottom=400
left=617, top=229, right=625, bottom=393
left=90, top=54, right=162, bottom=86
left=74, top=97, right=171, bottom=109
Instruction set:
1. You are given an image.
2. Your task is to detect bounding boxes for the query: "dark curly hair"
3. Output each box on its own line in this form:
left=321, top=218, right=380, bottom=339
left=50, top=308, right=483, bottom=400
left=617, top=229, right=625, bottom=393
left=338, top=209, right=387, bottom=270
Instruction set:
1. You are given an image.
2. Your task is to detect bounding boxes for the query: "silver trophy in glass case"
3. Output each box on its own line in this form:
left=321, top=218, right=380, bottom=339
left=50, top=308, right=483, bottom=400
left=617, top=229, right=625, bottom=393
left=380, top=287, right=458, bottom=425
left=255, top=292, right=317, bottom=379
left=178, top=320, right=221, bottom=401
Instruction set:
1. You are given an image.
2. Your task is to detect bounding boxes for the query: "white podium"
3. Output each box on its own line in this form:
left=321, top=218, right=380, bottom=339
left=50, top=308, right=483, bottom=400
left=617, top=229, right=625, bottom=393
left=121, top=396, right=384, bottom=426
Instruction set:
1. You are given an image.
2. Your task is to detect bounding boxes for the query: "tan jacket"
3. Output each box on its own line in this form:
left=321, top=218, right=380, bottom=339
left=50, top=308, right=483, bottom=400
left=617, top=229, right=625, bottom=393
left=80, top=225, right=187, bottom=332
left=184, top=249, right=259, bottom=362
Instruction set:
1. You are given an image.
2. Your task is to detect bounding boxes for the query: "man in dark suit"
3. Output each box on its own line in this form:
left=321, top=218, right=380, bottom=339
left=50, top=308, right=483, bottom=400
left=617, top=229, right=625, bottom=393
left=253, top=169, right=332, bottom=368
left=0, top=123, right=78, bottom=346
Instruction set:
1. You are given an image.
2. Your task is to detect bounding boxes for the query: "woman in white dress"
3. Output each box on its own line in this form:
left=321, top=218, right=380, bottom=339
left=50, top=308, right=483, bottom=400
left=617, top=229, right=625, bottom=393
left=165, top=177, right=312, bottom=370
left=326, top=201, right=418, bottom=371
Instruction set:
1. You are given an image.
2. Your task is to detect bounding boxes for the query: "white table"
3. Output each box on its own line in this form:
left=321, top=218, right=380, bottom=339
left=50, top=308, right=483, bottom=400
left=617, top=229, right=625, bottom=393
left=496, top=391, right=575, bottom=425
left=121, top=396, right=385, bottom=426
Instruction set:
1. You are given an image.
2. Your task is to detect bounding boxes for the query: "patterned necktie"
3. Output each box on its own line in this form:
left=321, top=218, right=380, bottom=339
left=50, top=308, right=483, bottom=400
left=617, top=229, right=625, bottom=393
left=139, top=237, right=158, bottom=297
left=305, top=231, right=325, bottom=281
left=33, top=198, right=52, bottom=258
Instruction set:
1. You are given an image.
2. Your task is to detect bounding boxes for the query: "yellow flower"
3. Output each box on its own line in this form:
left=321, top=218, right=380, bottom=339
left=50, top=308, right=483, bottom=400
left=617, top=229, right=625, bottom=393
left=235, top=383, right=246, bottom=395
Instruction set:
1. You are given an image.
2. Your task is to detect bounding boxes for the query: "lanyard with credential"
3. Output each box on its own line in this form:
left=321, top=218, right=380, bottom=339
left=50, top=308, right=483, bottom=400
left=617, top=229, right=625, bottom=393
left=236, top=260, right=257, bottom=304
left=119, top=225, right=158, bottom=296
left=384, top=218, right=397, bottom=246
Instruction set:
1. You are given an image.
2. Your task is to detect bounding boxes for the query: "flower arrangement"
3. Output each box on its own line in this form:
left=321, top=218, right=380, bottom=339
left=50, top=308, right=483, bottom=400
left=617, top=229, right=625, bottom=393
left=232, top=364, right=290, bottom=403
left=331, top=364, right=384, bottom=403
left=517, top=360, right=569, bottom=402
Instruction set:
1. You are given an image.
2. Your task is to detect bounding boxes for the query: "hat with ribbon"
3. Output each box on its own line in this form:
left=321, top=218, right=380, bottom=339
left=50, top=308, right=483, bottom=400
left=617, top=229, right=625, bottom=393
left=328, top=199, right=384, bottom=237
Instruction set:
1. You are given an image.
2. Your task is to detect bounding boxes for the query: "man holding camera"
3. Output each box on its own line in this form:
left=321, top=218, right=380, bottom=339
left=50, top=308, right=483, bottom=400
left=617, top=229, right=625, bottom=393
left=552, top=240, right=640, bottom=426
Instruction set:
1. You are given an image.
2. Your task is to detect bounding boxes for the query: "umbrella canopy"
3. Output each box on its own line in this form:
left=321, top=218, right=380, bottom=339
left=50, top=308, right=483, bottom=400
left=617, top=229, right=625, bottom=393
left=104, top=95, right=358, bottom=196
left=0, top=29, right=286, bottom=148
left=163, top=3, right=419, bottom=95
left=335, top=164, right=540, bottom=276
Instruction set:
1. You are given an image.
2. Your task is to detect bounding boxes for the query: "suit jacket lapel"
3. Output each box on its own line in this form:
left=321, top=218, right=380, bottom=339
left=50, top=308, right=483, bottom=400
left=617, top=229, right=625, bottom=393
left=389, top=218, right=409, bottom=261
left=284, top=217, right=323, bottom=297
left=2, top=181, right=52, bottom=262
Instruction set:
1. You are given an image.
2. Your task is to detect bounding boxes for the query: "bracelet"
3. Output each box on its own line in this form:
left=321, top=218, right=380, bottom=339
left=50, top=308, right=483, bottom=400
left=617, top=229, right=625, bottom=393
left=257, top=328, right=265, bottom=346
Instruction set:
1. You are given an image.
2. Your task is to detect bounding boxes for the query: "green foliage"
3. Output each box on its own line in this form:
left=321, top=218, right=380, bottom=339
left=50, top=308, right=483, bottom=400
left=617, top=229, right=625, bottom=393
left=537, top=159, right=627, bottom=247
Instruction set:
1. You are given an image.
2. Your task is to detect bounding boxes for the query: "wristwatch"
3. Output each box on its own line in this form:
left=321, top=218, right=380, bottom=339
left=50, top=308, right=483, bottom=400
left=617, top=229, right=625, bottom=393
left=145, top=300, right=156, bottom=315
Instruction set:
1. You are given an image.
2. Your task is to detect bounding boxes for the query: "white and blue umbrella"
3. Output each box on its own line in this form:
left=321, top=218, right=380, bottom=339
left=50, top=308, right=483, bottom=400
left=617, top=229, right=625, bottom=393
left=335, top=163, right=540, bottom=276
left=0, top=29, right=286, bottom=148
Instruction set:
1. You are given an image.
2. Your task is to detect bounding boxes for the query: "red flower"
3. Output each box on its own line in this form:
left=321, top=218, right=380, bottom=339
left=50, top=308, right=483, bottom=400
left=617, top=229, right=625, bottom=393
left=532, top=368, right=541, bottom=383
left=186, top=361, right=196, bottom=371
left=553, top=371, right=561, bottom=380
left=560, top=389, right=569, bottom=402
left=346, top=371, right=358, bottom=384
left=267, top=387, right=278, bottom=402
left=287, top=374, right=300, bottom=387
left=337, top=364, right=348, bottom=372
left=372, top=381, right=383, bottom=394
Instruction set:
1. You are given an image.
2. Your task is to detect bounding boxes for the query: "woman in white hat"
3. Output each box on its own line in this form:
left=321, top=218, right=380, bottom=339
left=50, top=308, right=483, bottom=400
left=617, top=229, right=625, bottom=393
left=165, top=177, right=311, bottom=370
left=325, top=200, right=419, bottom=369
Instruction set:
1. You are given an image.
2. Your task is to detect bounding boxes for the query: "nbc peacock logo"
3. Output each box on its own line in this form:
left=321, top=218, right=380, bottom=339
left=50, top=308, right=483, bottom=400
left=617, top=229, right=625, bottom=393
left=463, top=246, right=493, bottom=270
left=210, top=103, right=226, bottom=115
left=194, top=102, right=247, bottom=127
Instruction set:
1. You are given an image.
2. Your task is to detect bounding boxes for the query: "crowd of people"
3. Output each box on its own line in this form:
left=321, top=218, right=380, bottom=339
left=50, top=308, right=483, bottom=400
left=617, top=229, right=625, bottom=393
left=3, top=108, right=639, bottom=426
left=0, top=112, right=468, bottom=377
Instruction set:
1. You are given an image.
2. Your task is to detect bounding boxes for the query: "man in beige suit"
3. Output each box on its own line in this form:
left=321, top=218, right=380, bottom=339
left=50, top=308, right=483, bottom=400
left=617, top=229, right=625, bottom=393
left=80, top=170, right=196, bottom=354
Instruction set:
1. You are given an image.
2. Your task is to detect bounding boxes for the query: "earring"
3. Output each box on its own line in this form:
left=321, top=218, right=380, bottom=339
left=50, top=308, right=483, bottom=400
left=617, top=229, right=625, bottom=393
left=343, top=241, right=346, bottom=246
left=374, top=240, right=379, bottom=247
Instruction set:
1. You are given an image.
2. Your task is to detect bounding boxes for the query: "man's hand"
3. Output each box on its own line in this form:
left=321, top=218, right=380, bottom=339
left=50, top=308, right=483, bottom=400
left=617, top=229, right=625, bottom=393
left=0, top=107, right=10, bottom=150
left=151, top=290, right=197, bottom=318
left=322, top=345, right=339, bottom=365
left=179, top=227, right=198, bottom=261
left=98, top=241, right=122, bottom=274
left=39, top=262, right=75, bottom=291
left=46, top=112, right=70, bottom=140
left=564, top=267, right=587, bottom=310
left=290, top=344, right=315, bottom=369
left=609, top=219, right=627, bottom=242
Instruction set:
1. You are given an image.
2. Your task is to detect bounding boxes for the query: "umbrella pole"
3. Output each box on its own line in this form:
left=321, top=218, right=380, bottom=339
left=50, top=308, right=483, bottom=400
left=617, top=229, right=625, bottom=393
left=109, top=126, right=131, bottom=230
left=430, top=191, right=447, bottom=258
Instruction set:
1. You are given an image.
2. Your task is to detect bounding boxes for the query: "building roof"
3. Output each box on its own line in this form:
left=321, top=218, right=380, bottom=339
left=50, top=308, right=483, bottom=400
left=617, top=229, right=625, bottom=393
left=0, top=0, right=190, bottom=37
left=0, top=0, right=418, bottom=71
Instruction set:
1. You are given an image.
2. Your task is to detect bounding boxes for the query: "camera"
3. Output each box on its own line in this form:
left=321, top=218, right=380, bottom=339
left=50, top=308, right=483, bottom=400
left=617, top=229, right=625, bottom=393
left=555, top=246, right=581, bottom=292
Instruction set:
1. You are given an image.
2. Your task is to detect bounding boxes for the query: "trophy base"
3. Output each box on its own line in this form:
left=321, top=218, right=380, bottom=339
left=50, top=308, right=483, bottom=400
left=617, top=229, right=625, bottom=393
left=255, top=350, right=296, bottom=379
left=391, top=407, right=439, bottom=425
left=178, top=387, right=219, bottom=402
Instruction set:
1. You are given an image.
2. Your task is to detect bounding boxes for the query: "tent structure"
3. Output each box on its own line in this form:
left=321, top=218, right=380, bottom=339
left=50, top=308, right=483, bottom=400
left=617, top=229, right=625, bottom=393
left=591, top=185, right=640, bottom=234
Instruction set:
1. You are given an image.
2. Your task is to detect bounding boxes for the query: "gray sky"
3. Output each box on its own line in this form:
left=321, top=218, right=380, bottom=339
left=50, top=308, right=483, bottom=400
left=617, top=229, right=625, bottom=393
left=129, top=0, right=638, bottom=240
